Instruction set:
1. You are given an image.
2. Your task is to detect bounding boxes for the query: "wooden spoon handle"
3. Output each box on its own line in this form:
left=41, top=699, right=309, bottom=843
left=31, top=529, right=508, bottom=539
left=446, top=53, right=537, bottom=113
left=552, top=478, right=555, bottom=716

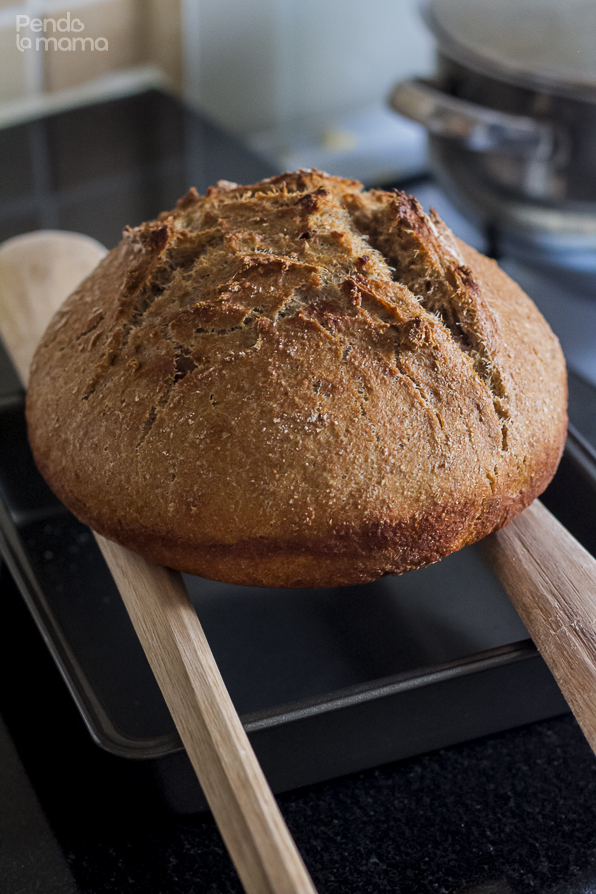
left=0, top=230, right=107, bottom=386
left=482, top=499, right=596, bottom=750
left=0, top=231, right=317, bottom=894
left=96, top=535, right=317, bottom=894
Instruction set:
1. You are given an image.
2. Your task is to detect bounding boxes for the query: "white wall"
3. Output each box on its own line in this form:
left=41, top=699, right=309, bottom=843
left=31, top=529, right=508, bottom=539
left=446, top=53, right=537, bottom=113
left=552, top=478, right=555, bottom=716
left=182, top=0, right=434, bottom=137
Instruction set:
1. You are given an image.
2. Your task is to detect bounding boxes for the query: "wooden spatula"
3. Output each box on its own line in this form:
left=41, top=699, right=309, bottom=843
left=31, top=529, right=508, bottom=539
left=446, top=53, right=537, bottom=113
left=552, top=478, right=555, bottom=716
left=482, top=501, right=596, bottom=750
left=0, top=230, right=317, bottom=894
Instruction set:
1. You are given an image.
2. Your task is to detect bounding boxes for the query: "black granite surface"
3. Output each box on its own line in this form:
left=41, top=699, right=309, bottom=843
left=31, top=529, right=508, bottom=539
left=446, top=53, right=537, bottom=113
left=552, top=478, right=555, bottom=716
left=3, top=553, right=596, bottom=894
left=2, top=90, right=596, bottom=894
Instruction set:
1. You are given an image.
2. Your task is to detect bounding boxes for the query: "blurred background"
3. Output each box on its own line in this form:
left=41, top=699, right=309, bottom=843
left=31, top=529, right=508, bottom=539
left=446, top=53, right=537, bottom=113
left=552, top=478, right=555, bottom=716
left=0, top=0, right=433, bottom=182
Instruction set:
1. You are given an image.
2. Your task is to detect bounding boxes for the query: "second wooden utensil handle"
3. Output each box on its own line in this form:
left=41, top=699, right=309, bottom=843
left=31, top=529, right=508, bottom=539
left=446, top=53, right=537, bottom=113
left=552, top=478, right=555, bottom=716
left=0, top=228, right=317, bottom=894
left=96, top=534, right=317, bottom=894
left=482, top=499, right=596, bottom=750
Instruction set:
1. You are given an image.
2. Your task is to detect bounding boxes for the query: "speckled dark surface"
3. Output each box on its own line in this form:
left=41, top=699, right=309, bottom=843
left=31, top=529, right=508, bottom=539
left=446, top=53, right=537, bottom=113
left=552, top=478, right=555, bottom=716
left=2, top=90, right=596, bottom=894
left=3, top=556, right=596, bottom=894
left=56, top=719, right=596, bottom=894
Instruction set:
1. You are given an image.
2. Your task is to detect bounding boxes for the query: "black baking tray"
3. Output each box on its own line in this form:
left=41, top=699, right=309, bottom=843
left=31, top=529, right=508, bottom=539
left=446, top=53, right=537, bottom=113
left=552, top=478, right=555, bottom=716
left=2, top=333, right=596, bottom=812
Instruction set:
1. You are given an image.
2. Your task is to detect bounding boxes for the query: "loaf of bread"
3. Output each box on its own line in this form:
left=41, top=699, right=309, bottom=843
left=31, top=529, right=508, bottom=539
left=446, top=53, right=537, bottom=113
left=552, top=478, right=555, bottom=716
left=26, top=170, right=567, bottom=588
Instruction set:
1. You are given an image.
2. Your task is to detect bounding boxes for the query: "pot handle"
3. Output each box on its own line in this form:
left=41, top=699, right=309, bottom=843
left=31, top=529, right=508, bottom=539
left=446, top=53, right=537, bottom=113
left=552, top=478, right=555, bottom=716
left=390, top=78, right=554, bottom=158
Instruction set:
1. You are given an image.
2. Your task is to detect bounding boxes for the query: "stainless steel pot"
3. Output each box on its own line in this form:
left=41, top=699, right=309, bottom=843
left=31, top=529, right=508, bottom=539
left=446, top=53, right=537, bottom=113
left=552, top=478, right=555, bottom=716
left=390, top=0, right=596, bottom=270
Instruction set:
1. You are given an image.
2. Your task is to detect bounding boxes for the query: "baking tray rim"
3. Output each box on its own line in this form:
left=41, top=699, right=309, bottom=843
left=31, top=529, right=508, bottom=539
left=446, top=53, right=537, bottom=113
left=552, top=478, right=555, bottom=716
left=1, top=423, right=593, bottom=761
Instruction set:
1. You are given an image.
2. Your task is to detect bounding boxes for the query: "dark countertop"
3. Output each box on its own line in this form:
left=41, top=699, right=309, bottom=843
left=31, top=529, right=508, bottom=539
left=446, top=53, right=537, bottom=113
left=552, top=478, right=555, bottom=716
left=3, top=553, right=596, bottom=894
left=2, top=89, right=596, bottom=894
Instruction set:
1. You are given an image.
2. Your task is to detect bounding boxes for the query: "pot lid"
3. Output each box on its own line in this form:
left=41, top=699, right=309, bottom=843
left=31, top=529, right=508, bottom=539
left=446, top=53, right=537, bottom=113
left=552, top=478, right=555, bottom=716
left=425, top=0, right=596, bottom=100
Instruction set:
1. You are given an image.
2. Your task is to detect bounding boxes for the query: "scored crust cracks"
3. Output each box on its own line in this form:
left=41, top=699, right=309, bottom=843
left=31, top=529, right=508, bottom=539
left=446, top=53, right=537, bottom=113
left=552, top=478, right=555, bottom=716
left=26, top=170, right=567, bottom=588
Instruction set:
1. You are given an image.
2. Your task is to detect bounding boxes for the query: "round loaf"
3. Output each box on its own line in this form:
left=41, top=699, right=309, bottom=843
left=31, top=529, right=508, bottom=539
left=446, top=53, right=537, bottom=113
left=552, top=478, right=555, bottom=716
left=26, top=170, right=567, bottom=588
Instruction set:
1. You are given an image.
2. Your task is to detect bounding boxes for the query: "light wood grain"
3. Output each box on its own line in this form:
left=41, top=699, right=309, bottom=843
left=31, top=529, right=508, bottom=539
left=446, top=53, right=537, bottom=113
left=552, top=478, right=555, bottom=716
left=482, top=499, right=596, bottom=751
left=95, top=536, right=316, bottom=894
left=6, top=228, right=596, bottom=886
left=0, top=231, right=107, bottom=386
left=0, top=230, right=317, bottom=894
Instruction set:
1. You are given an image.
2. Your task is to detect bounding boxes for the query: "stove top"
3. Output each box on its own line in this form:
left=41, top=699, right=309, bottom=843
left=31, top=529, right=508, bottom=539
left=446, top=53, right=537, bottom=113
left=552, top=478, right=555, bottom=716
left=1, top=90, right=596, bottom=816
left=1, top=88, right=594, bottom=384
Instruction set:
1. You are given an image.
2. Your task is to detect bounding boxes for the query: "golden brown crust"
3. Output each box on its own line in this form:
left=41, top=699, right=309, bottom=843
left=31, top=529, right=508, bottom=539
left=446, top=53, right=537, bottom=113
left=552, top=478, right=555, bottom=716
left=26, top=170, right=567, bottom=587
